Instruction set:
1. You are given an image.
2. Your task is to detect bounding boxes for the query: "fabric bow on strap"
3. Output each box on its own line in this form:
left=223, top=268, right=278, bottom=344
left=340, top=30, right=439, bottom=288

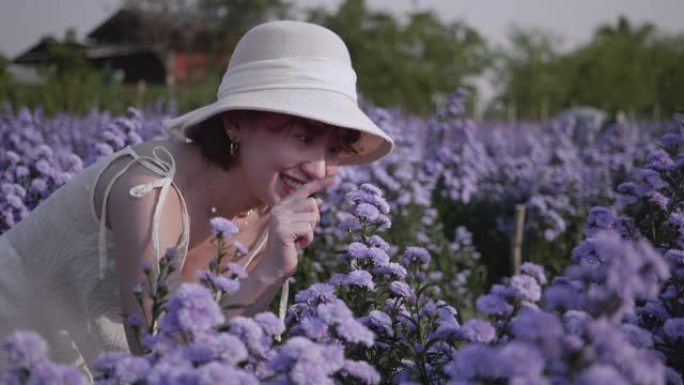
left=97, top=146, right=188, bottom=280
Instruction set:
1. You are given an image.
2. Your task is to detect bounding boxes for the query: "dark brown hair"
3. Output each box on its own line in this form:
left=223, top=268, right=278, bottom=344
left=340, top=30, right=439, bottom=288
left=188, top=110, right=362, bottom=170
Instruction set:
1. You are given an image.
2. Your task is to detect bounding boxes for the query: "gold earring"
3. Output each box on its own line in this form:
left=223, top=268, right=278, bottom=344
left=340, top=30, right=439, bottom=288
left=230, top=140, right=240, bottom=157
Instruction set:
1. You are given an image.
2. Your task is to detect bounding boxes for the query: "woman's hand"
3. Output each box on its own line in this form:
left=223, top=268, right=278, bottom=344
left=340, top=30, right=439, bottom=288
left=262, top=177, right=335, bottom=277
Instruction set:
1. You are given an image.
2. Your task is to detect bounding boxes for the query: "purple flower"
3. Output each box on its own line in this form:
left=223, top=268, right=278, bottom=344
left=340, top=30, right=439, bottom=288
left=228, top=316, right=266, bottom=355
left=26, top=361, right=89, bottom=385
left=354, top=202, right=380, bottom=221
left=360, top=183, right=383, bottom=197
left=509, top=309, right=564, bottom=356
left=360, top=310, right=393, bottom=337
left=664, top=249, right=684, bottom=267
left=636, top=300, right=670, bottom=324
left=317, top=300, right=375, bottom=346
left=341, top=360, right=381, bottom=385
left=345, top=242, right=369, bottom=261
left=373, top=262, right=407, bottom=280
left=160, top=283, right=224, bottom=335
left=498, top=341, right=545, bottom=378
left=300, top=317, right=329, bottom=340
left=510, top=275, right=542, bottom=302
left=195, top=333, right=248, bottom=365
left=1, top=330, right=48, bottom=369
left=93, top=351, right=129, bottom=375
left=459, top=319, right=496, bottom=344
left=443, top=344, right=501, bottom=380
left=30, top=178, right=48, bottom=193
left=389, top=281, right=414, bottom=300
left=294, top=283, right=337, bottom=305
left=663, top=318, right=684, bottom=342
left=368, top=235, right=390, bottom=252
left=210, top=217, right=238, bottom=238
left=6, top=194, right=23, bottom=210
left=563, top=310, right=591, bottom=335
left=476, top=294, right=514, bottom=317
left=520, top=262, right=547, bottom=285
left=620, top=323, right=653, bottom=348
left=184, top=342, right=214, bottom=365
left=645, top=148, right=674, bottom=171
left=254, top=312, right=285, bottom=337
left=198, top=270, right=241, bottom=295
left=339, top=217, right=361, bottom=231
left=604, top=235, right=669, bottom=301
left=5, top=150, right=20, bottom=163
left=15, top=166, right=29, bottom=178
left=114, top=356, right=150, bottom=383
left=661, top=132, right=683, bottom=147
left=649, top=191, right=670, bottom=211
left=127, top=313, right=144, bottom=328
left=227, top=262, right=248, bottom=279
left=35, top=159, right=51, bottom=175
left=346, top=186, right=391, bottom=216
left=0, top=372, right=20, bottom=385
left=543, top=276, right=583, bottom=311
left=234, top=240, right=249, bottom=256
left=366, top=247, right=390, bottom=266
left=196, top=362, right=259, bottom=385
left=576, top=364, right=629, bottom=385
left=214, top=275, right=241, bottom=294
left=345, top=270, right=375, bottom=290
left=400, top=247, right=431, bottom=266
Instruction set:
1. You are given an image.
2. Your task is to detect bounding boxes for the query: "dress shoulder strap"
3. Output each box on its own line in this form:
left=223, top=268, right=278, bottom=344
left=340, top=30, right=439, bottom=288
left=97, top=145, right=190, bottom=280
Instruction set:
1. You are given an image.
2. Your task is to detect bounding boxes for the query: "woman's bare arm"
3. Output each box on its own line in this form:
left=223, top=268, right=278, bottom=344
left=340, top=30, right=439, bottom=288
left=220, top=253, right=291, bottom=318
left=107, top=165, right=185, bottom=354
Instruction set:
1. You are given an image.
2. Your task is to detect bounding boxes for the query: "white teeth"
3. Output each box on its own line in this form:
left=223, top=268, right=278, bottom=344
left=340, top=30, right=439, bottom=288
left=281, top=175, right=304, bottom=190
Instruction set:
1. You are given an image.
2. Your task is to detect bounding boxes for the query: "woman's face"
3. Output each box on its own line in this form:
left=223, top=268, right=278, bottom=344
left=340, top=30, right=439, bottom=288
left=228, top=112, right=354, bottom=206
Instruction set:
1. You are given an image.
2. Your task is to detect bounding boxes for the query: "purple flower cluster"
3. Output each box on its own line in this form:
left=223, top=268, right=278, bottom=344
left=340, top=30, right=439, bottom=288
left=0, top=105, right=167, bottom=233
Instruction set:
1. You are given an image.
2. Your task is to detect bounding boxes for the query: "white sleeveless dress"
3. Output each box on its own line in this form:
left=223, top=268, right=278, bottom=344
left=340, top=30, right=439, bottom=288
left=0, top=144, right=270, bottom=379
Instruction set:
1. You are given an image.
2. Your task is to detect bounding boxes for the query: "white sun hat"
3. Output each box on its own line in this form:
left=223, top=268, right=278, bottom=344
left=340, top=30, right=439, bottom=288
left=163, top=20, right=395, bottom=165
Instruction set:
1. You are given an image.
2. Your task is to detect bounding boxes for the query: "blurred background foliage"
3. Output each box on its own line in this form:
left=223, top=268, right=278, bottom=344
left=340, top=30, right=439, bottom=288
left=0, top=0, right=682, bottom=119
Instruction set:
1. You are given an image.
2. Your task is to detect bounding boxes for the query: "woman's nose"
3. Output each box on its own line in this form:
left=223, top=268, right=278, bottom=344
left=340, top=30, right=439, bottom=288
left=301, top=154, right=338, bottom=180
left=301, top=158, right=328, bottom=180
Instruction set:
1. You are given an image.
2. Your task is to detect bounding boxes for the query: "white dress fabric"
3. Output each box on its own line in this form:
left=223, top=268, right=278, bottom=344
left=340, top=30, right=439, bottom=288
left=0, top=144, right=269, bottom=379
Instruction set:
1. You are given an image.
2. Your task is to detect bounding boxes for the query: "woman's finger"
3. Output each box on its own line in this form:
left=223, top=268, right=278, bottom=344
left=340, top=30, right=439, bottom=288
left=295, top=222, right=315, bottom=248
left=281, top=177, right=335, bottom=203
left=287, top=211, right=320, bottom=226
left=285, top=197, right=320, bottom=213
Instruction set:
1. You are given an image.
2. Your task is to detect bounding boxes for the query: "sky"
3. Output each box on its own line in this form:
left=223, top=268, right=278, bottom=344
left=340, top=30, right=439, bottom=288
left=1, top=0, right=683, bottom=59
left=1, top=0, right=682, bottom=109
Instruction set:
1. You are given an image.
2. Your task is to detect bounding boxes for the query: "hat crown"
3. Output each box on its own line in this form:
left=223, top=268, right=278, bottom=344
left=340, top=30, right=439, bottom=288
left=228, top=20, right=352, bottom=69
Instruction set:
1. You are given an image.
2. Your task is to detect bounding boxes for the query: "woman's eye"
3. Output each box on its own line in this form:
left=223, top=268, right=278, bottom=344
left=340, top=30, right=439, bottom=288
left=297, top=134, right=314, bottom=144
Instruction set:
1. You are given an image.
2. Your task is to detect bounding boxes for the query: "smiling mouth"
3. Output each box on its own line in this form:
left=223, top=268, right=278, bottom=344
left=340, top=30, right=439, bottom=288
left=280, top=174, right=305, bottom=195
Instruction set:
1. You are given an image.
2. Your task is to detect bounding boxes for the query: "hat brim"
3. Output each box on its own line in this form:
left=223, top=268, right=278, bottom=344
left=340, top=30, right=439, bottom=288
left=163, top=89, right=395, bottom=166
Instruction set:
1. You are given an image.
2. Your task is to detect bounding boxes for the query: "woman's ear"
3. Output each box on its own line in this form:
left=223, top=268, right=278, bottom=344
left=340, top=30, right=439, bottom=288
left=221, top=112, right=240, bottom=142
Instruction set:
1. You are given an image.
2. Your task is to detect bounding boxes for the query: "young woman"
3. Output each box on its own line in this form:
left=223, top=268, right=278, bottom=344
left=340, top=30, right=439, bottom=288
left=0, top=20, right=394, bottom=375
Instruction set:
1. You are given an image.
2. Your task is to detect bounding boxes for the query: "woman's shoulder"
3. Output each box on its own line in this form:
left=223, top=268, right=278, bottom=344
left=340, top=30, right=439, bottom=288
left=93, top=140, right=190, bottom=231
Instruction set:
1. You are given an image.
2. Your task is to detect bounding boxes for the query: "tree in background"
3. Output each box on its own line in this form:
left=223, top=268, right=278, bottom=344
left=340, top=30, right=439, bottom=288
left=563, top=16, right=657, bottom=115
left=195, top=0, right=292, bottom=53
left=493, top=26, right=563, bottom=121
left=307, top=0, right=490, bottom=116
left=0, top=55, right=14, bottom=103
left=39, top=29, right=101, bottom=113
left=495, top=16, right=684, bottom=120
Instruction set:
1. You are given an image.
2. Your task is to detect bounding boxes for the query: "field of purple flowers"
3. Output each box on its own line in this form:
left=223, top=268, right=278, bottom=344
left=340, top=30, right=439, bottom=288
left=1, top=92, right=684, bottom=384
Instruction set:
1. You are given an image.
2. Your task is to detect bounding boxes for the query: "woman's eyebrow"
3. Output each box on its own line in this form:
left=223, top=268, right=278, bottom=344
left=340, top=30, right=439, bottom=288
left=300, top=121, right=328, bottom=136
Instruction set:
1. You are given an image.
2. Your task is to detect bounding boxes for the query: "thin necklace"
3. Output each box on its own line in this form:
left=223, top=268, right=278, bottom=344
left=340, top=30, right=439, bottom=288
left=203, top=155, right=253, bottom=227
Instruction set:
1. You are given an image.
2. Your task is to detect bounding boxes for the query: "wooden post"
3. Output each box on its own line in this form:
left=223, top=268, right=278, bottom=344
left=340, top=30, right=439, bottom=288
left=511, top=204, right=526, bottom=275
left=136, top=79, right=147, bottom=109
left=541, top=97, right=549, bottom=122
left=507, top=101, right=517, bottom=124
